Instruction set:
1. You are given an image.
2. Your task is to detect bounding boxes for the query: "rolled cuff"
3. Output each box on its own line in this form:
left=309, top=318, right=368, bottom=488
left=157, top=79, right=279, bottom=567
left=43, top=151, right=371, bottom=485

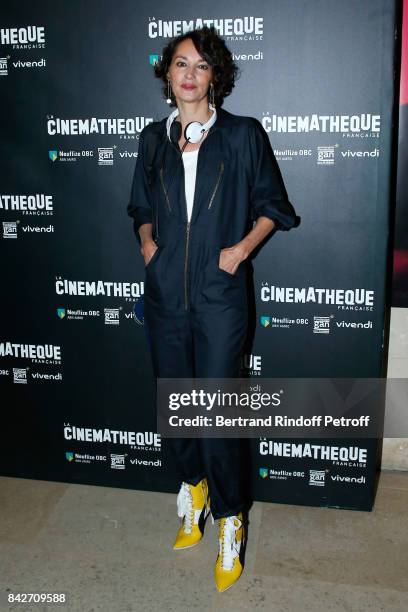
left=128, top=209, right=153, bottom=243
left=253, top=201, right=300, bottom=232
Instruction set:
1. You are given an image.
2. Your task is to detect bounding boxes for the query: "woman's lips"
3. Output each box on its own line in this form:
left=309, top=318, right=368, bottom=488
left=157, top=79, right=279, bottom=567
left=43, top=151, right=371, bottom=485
left=181, top=84, right=196, bottom=90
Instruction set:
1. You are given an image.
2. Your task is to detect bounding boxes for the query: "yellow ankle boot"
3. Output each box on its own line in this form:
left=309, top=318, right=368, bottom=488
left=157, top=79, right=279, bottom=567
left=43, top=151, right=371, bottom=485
left=173, top=479, right=211, bottom=550
left=214, top=512, right=245, bottom=592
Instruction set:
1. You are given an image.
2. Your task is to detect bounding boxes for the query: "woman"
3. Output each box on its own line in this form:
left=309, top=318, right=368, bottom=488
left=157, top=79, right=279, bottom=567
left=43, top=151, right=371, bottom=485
left=127, top=26, right=299, bottom=592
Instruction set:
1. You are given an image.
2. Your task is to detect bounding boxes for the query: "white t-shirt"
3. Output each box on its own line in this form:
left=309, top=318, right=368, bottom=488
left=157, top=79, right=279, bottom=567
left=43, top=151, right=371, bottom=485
left=182, top=150, right=199, bottom=222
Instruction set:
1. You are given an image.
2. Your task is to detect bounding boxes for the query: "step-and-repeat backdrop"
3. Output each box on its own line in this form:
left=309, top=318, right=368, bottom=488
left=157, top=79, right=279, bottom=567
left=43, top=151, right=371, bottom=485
left=0, top=0, right=399, bottom=511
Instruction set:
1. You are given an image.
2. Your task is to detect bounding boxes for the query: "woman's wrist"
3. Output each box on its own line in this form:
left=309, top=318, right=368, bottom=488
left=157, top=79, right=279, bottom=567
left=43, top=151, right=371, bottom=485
left=236, top=240, right=251, bottom=262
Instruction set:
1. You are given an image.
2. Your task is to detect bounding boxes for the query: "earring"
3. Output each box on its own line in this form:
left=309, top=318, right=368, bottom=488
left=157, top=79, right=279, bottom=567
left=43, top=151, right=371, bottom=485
left=166, top=79, right=172, bottom=104
left=209, top=82, right=215, bottom=107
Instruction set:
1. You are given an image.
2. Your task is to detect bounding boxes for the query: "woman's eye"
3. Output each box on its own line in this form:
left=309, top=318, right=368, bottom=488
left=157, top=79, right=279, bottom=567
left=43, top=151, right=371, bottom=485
left=175, top=61, right=208, bottom=70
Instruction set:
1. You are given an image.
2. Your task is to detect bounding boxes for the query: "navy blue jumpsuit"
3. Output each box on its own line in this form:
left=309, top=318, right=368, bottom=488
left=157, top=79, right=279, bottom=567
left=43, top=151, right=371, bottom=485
left=128, top=106, right=299, bottom=519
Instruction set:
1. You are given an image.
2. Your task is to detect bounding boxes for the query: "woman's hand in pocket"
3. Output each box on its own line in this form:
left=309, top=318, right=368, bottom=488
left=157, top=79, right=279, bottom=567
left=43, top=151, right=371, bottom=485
left=141, top=240, right=158, bottom=266
left=219, top=243, right=247, bottom=275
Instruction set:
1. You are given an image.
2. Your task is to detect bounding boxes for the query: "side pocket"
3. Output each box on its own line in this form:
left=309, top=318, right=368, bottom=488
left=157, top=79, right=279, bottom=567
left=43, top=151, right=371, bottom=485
left=217, top=265, right=237, bottom=278
left=145, top=245, right=161, bottom=269
left=216, top=249, right=240, bottom=278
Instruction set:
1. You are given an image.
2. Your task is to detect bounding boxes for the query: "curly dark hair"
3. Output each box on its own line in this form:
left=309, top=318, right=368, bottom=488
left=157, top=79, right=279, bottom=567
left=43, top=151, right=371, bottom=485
left=153, top=26, right=240, bottom=108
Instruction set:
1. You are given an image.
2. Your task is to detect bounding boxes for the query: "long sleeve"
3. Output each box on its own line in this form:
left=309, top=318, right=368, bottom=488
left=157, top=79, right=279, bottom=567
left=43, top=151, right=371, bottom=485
left=246, top=118, right=300, bottom=231
left=127, top=127, right=154, bottom=242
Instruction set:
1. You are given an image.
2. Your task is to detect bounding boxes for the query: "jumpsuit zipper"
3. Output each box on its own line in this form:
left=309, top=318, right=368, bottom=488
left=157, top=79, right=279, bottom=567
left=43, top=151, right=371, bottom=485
left=166, top=129, right=219, bottom=311
left=183, top=160, right=191, bottom=311
left=184, top=221, right=190, bottom=310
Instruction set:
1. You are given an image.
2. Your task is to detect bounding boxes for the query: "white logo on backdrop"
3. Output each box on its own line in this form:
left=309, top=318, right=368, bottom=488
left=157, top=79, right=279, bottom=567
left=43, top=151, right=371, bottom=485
left=0, top=342, right=61, bottom=362
left=46, top=116, right=153, bottom=136
left=260, top=284, right=375, bottom=309
left=0, top=194, right=53, bottom=213
left=55, top=277, right=144, bottom=299
left=259, top=440, right=368, bottom=466
left=148, top=17, right=263, bottom=39
left=0, top=26, right=45, bottom=47
left=262, top=113, right=380, bottom=135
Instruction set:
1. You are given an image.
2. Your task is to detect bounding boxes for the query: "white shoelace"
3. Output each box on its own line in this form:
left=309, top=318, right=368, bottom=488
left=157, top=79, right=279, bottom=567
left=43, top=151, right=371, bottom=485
left=176, top=482, right=194, bottom=534
left=220, top=516, right=242, bottom=570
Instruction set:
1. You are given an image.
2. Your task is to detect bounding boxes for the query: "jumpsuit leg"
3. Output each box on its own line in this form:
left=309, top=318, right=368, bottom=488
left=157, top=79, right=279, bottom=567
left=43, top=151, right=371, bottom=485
left=191, top=307, right=250, bottom=520
left=144, top=310, right=206, bottom=486
left=144, top=280, right=250, bottom=518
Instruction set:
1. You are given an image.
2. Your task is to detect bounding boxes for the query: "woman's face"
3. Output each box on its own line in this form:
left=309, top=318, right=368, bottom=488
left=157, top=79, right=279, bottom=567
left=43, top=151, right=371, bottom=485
left=166, top=38, right=213, bottom=106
